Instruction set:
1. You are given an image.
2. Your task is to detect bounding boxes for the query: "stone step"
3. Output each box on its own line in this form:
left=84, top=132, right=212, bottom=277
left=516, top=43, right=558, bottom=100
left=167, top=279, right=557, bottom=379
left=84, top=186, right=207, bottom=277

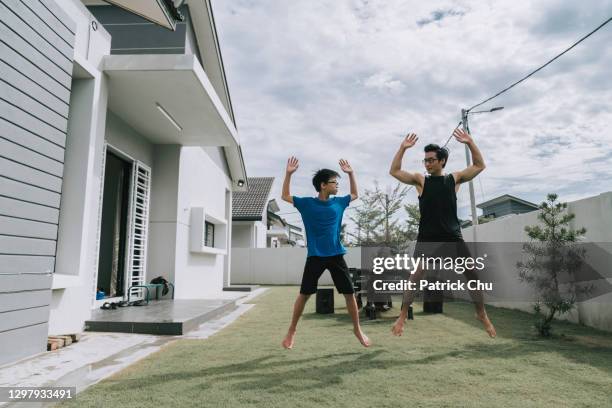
left=223, top=285, right=259, bottom=292
left=84, top=299, right=238, bottom=335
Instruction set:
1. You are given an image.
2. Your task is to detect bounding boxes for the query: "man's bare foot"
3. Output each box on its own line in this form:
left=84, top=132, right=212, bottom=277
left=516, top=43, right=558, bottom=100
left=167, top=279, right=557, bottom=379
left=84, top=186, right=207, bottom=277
left=391, top=316, right=406, bottom=336
left=354, top=328, right=371, bottom=347
left=282, top=330, right=296, bottom=349
left=476, top=312, right=496, bottom=338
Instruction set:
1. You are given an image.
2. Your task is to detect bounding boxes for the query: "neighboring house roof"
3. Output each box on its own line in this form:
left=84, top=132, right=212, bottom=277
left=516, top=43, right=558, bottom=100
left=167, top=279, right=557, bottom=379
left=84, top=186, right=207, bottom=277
left=267, top=211, right=286, bottom=226
left=232, top=177, right=275, bottom=221
left=476, top=194, right=539, bottom=210
left=268, top=199, right=280, bottom=213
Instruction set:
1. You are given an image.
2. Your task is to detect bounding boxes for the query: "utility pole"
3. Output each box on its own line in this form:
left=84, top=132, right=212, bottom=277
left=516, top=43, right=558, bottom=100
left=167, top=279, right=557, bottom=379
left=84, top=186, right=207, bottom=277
left=384, top=194, right=390, bottom=244
left=461, top=109, right=479, bottom=228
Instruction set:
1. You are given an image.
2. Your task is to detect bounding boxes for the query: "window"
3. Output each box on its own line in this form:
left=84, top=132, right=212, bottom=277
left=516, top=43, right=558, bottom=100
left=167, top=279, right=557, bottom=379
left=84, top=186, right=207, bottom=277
left=189, top=208, right=226, bottom=255
left=205, top=221, right=215, bottom=247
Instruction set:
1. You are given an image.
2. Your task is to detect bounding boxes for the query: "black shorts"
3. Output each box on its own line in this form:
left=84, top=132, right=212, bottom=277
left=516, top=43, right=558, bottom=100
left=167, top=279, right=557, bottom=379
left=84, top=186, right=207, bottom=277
left=413, top=239, right=473, bottom=260
left=413, top=239, right=477, bottom=279
left=300, top=255, right=354, bottom=295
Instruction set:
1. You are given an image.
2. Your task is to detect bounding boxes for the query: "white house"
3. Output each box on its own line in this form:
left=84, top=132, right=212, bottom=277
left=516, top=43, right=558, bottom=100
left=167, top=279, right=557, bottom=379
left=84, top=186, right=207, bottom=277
left=0, top=0, right=247, bottom=366
left=232, top=177, right=274, bottom=249
left=266, top=203, right=305, bottom=248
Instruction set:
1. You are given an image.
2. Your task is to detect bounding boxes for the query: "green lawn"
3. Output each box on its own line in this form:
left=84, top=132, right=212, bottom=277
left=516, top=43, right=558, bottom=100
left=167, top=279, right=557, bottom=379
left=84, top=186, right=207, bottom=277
left=62, top=287, right=612, bottom=408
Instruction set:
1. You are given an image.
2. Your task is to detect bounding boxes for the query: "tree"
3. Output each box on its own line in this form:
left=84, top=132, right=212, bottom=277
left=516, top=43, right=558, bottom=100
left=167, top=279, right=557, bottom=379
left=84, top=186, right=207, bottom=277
left=347, top=182, right=419, bottom=249
left=347, top=188, right=384, bottom=246
left=516, top=193, right=589, bottom=337
left=403, top=203, right=420, bottom=241
left=373, top=182, right=409, bottom=247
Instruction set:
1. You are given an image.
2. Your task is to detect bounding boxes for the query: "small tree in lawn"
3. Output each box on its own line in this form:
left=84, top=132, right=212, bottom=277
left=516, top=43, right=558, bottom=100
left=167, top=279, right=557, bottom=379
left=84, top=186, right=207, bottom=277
left=372, top=181, right=409, bottom=250
left=347, top=188, right=384, bottom=246
left=403, top=203, right=420, bottom=242
left=517, top=193, right=588, bottom=337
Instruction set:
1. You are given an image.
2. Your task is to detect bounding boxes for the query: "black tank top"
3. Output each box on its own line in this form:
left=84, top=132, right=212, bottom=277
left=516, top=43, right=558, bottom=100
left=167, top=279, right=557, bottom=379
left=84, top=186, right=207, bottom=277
left=417, top=174, right=463, bottom=241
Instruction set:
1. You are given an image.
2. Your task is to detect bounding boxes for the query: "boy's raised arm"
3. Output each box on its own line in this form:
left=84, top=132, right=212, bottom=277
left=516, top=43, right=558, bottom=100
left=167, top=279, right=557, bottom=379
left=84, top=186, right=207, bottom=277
left=339, top=159, right=358, bottom=201
left=281, top=156, right=299, bottom=204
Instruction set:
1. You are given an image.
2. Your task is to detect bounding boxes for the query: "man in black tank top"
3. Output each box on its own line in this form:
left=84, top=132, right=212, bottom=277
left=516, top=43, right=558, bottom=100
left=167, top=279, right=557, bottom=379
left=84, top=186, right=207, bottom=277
left=389, top=130, right=496, bottom=338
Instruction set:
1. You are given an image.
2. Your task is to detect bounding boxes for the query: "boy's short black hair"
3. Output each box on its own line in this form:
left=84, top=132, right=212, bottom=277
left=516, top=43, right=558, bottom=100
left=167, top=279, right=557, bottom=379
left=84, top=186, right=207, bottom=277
left=312, top=169, right=340, bottom=192
left=424, top=144, right=449, bottom=167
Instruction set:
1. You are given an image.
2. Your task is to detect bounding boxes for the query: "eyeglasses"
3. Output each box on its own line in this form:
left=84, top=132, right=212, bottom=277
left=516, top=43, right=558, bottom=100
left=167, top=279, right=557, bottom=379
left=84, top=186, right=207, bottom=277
left=326, top=180, right=339, bottom=185
left=422, top=158, right=439, bottom=164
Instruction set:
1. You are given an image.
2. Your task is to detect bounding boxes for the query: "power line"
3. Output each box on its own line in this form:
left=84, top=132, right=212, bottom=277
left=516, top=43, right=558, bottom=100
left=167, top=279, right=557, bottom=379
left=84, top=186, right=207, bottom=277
left=441, top=121, right=463, bottom=148
left=404, top=15, right=612, bottom=193
left=346, top=17, right=611, bottom=235
left=468, top=16, right=612, bottom=112
left=461, top=17, right=611, bottom=207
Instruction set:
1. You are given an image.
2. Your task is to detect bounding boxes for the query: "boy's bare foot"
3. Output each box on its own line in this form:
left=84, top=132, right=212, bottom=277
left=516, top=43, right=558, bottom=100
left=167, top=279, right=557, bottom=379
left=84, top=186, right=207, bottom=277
left=354, top=328, right=371, bottom=347
left=282, top=330, right=296, bottom=349
left=476, top=312, right=496, bottom=338
left=391, top=316, right=405, bottom=336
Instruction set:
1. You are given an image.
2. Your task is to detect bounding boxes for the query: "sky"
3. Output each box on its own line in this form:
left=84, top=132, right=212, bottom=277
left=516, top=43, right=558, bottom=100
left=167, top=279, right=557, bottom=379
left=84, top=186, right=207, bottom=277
left=213, top=0, right=612, bottom=231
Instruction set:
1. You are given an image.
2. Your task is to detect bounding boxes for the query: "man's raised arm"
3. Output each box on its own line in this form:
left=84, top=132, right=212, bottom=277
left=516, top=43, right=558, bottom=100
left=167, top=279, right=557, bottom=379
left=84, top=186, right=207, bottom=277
left=452, top=129, right=486, bottom=184
left=339, top=159, right=358, bottom=201
left=281, top=156, right=299, bottom=204
left=389, top=133, right=424, bottom=187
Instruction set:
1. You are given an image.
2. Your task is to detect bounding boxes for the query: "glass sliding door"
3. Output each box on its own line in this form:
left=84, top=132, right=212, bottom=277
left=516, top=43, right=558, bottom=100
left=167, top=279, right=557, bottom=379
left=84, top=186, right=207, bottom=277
left=97, top=151, right=132, bottom=298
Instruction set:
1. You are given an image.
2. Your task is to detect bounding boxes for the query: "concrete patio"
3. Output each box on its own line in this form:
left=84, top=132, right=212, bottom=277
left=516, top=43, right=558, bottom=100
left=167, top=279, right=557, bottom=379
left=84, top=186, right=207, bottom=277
left=85, top=299, right=238, bottom=335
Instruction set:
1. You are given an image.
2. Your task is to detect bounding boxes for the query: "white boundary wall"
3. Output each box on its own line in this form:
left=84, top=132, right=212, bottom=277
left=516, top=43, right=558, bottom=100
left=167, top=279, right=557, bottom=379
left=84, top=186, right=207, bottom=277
left=461, top=191, right=612, bottom=331
left=231, top=192, right=612, bottom=331
left=231, top=247, right=362, bottom=286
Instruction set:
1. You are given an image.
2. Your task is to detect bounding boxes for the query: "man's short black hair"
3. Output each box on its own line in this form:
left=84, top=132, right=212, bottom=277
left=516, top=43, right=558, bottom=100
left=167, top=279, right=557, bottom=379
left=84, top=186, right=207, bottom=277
left=424, top=144, right=449, bottom=168
left=312, top=169, right=340, bottom=192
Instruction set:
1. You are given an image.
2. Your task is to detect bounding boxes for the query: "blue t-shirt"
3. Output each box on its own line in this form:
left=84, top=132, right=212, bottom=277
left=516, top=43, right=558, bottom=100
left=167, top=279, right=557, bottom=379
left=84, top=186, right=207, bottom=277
left=293, top=194, right=351, bottom=257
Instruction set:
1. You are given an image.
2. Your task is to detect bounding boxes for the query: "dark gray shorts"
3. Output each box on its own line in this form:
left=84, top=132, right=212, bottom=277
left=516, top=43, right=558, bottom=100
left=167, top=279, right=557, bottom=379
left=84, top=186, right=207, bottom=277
left=300, top=255, right=354, bottom=295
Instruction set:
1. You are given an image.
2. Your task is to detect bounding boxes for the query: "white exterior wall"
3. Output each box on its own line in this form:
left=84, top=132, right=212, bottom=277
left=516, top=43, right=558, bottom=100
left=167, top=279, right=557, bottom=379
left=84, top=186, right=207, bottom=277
left=146, top=145, right=180, bottom=290
left=104, top=111, right=154, bottom=166
left=254, top=221, right=267, bottom=248
left=232, top=223, right=253, bottom=248
left=232, top=220, right=267, bottom=248
left=173, top=147, right=232, bottom=298
left=147, top=146, right=233, bottom=299
left=49, top=1, right=111, bottom=335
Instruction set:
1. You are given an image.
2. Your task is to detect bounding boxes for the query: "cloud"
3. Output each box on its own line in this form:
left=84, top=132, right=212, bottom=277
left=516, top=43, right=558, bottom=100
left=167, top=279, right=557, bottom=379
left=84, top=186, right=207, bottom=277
left=416, top=8, right=466, bottom=27
left=362, top=72, right=405, bottom=93
left=213, top=0, right=612, bottom=228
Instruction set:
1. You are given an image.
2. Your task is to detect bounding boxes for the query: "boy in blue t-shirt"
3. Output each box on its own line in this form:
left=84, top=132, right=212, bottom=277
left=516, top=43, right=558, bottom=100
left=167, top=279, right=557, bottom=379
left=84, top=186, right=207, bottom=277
left=281, top=156, right=371, bottom=349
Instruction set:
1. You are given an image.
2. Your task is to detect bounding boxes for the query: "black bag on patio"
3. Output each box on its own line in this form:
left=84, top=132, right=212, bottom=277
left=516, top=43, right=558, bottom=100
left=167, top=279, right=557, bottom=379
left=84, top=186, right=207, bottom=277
left=150, top=276, right=170, bottom=296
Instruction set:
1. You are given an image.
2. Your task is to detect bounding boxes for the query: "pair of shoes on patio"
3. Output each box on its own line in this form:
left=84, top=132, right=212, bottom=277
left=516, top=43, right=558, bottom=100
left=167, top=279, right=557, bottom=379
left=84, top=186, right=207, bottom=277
left=100, top=300, right=146, bottom=310
left=100, top=302, right=118, bottom=310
